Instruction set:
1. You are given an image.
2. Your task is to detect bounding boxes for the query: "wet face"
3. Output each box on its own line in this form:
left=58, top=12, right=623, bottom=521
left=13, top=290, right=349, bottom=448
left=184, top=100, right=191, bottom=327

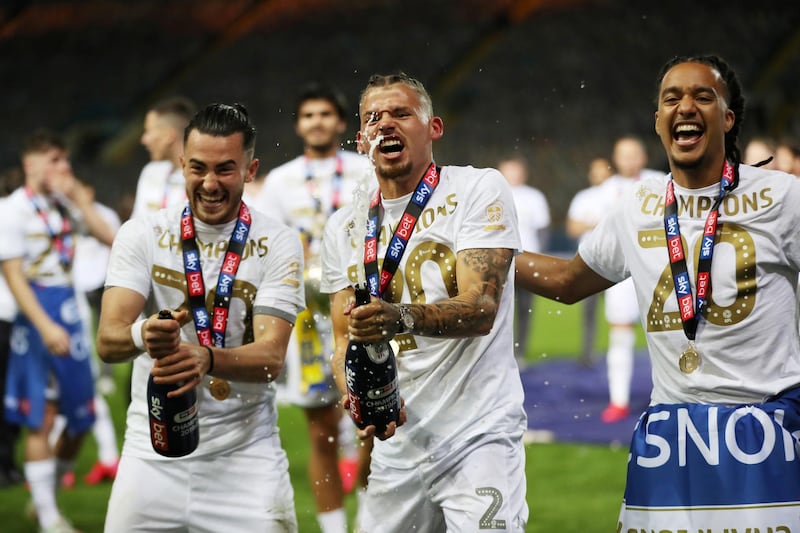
left=655, top=61, right=734, bottom=175
left=181, top=130, right=258, bottom=225
left=23, top=147, right=72, bottom=194
left=141, top=111, right=179, bottom=162
left=357, top=84, right=443, bottom=182
left=295, top=99, right=346, bottom=154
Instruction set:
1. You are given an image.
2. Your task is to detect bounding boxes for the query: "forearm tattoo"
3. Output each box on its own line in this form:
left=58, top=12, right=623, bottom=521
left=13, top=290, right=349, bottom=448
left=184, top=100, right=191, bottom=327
left=415, top=248, right=513, bottom=338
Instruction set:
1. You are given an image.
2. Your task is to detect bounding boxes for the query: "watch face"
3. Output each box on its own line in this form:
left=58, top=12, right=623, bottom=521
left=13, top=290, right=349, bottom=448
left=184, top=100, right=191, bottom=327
left=401, top=307, right=414, bottom=330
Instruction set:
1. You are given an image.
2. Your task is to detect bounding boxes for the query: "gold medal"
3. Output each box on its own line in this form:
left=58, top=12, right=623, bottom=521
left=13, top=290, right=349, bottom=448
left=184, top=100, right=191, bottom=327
left=209, top=379, right=231, bottom=401
left=679, top=346, right=700, bottom=374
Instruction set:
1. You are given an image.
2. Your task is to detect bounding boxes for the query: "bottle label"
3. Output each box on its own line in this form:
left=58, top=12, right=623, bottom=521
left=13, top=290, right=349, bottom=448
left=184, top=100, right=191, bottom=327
left=149, top=309, right=200, bottom=457
left=172, top=404, right=199, bottom=438
left=363, top=380, right=399, bottom=416
left=347, top=388, right=363, bottom=425
left=174, top=404, right=197, bottom=423
left=365, top=342, right=393, bottom=364
left=148, top=383, right=199, bottom=456
left=149, top=395, right=169, bottom=453
left=367, top=380, right=397, bottom=400
left=345, top=355, right=400, bottom=431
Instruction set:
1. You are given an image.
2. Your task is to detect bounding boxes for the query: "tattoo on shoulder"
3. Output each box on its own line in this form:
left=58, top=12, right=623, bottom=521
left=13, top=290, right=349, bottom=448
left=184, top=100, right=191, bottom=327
left=419, top=248, right=513, bottom=336
left=461, top=248, right=513, bottom=280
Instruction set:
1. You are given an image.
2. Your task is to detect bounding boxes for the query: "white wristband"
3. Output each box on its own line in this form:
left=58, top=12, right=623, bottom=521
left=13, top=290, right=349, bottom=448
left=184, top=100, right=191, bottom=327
left=131, top=318, right=147, bottom=352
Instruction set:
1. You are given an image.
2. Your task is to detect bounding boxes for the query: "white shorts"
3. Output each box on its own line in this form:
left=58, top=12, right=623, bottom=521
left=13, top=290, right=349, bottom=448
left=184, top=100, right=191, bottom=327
left=604, top=277, right=640, bottom=325
left=358, top=436, right=528, bottom=533
left=104, top=435, right=297, bottom=533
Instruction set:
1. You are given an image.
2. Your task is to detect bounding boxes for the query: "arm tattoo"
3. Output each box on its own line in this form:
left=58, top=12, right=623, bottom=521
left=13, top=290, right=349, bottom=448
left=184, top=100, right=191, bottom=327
left=415, top=248, right=513, bottom=338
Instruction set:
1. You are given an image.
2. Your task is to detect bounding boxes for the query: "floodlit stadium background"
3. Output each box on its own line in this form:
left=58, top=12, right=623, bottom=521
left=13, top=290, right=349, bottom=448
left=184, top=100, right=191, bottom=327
left=2, top=0, right=798, bottom=249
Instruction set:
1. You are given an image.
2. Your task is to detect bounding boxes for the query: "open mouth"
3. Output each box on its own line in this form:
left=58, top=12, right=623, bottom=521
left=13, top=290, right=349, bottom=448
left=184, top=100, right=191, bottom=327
left=199, top=195, right=225, bottom=207
left=379, top=137, right=404, bottom=154
left=673, top=123, right=703, bottom=145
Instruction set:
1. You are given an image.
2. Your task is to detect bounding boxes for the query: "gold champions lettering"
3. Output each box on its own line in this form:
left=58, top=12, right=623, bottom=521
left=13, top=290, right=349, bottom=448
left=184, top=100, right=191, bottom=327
left=351, top=193, right=459, bottom=250
left=157, top=229, right=270, bottom=260
left=639, top=188, right=774, bottom=218
left=150, top=266, right=258, bottom=342
left=639, top=222, right=757, bottom=332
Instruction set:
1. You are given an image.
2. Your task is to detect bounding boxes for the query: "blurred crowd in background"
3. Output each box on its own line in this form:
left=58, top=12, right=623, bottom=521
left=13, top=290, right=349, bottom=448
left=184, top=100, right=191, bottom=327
left=1, top=0, right=798, bottom=250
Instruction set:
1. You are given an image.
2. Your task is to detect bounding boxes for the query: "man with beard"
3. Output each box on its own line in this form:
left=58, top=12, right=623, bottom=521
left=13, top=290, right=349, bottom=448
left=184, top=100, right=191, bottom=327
left=321, top=73, right=528, bottom=532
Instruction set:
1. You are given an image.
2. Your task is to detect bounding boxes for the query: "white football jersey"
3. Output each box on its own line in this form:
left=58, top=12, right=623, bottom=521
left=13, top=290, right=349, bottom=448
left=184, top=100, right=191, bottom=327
left=567, top=185, right=613, bottom=242
left=320, top=165, right=527, bottom=469
left=253, top=151, right=371, bottom=255
left=252, top=150, right=371, bottom=404
left=104, top=203, right=305, bottom=459
left=510, top=184, right=550, bottom=253
left=580, top=165, right=800, bottom=404
left=0, top=196, right=19, bottom=321
left=72, top=201, right=121, bottom=293
left=595, top=170, right=667, bottom=217
left=130, top=161, right=186, bottom=219
left=0, top=187, right=86, bottom=287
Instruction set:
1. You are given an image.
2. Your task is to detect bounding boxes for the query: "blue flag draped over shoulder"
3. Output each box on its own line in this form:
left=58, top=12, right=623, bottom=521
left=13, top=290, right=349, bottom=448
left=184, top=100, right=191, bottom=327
left=619, top=388, right=800, bottom=532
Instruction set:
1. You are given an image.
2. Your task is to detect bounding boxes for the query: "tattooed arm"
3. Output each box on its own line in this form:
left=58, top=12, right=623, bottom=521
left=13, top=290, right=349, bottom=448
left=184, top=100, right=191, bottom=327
left=347, top=248, right=513, bottom=343
left=415, top=247, right=513, bottom=337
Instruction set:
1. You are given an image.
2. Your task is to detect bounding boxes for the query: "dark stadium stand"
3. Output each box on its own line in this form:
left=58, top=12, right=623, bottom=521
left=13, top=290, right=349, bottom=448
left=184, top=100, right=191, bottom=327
left=1, top=0, right=799, bottom=243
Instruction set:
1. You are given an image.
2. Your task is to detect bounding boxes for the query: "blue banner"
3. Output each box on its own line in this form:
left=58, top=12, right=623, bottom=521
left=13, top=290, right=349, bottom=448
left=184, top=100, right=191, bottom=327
left=619, top=389, right=800, bottom=530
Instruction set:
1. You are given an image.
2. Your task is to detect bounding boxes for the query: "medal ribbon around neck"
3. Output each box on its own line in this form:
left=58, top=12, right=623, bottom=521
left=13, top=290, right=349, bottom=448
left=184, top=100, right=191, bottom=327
left=663, top=160, right=734, bottom=343
left=363, top=163, right=440, bottom=298
left=181, top=202, right=252, bottom=348
left=161, top=165, right=183, bottom=209
left=25, top=186, right=74, bottom=270
left=305, top=153, right=344, bottom=215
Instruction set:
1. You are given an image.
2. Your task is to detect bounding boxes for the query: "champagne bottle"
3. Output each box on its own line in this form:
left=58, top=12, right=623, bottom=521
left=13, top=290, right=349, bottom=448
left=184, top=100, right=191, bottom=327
left=344, top=286, right=401, bottom=433
left=147, top=310, right=199, bottom=457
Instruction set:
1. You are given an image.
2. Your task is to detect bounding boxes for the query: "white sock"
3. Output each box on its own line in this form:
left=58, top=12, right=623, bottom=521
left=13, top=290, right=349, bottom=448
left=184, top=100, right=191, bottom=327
left=317, top=508, right=347, bottom=533
left=93, top=394, right=120, bottom=465
left=25, top=459, right=60, bottom=528
left=607, top=327, right=635, bottom=407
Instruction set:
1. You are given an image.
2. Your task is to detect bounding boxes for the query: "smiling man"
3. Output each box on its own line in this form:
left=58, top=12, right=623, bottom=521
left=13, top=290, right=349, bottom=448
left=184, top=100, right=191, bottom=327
left=320, top=73, right=528, bottom=533
left=516, top=55, right=800, bottom=530
left=97, top=103, right=304, bottom=532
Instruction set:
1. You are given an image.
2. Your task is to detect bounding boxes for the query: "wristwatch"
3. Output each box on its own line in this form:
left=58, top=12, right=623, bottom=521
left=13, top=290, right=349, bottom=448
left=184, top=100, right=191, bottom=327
left=397, top=305, right=415, bottom=334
